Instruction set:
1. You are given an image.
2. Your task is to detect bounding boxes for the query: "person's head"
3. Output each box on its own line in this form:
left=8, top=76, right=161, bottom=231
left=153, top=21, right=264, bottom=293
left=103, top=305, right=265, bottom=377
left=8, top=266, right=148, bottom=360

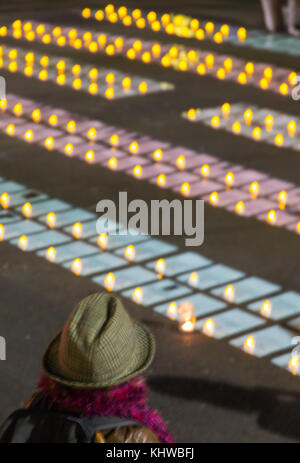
left=42, top=292, right=155, bottom=390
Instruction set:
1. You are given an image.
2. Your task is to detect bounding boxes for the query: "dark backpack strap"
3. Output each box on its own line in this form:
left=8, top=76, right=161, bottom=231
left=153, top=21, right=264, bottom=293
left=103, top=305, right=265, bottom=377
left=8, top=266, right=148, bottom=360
left=77, top=415, right=139, bottom=439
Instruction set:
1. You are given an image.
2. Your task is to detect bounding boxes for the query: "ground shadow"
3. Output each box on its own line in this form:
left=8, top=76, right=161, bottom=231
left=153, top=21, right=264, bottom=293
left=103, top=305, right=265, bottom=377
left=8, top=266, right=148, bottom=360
left=149, top=375, right=300, bottom=441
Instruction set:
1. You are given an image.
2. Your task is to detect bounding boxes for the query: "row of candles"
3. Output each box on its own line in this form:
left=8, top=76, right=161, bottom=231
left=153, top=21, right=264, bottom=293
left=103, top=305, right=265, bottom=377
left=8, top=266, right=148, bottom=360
left=1, top=95, right=300, bottom=232
left=186, top=103, right=299, bottom=145
left=0, top=44, right=159, bottom=98
left=80, top=4, right=248, bottom=44
left=8, top=210, right=300, bottom=373
left=1, top=19, right=297, bottom=98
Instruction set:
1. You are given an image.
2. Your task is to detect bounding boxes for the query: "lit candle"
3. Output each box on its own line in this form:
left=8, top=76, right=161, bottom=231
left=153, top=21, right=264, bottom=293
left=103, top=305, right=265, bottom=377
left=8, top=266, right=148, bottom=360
left=0, top=224, right=4, bottom=241
left=72, top=258, right=82, bottom=275
left=243, top=336, right=255, bottom=354
left=18, top=234, right=28, bottom=251
left=104, top=272, right=115, bottom=292
left=260, top=300, right=272, bottom=317
left=125, top=244, right=135, bottom=262
left=167, top=301, right=177, bottom=320
left=235, top=201, right=244, bottom=214
left=181, top=182, right=190, bottom=196
left=98, top=233, right=108, bottom=251
left=133, top=164, right=142, bottom=177
left=129, top=141, right=139, bottom=154
left=155, top=258, right=165, bottom=276
left=108, top=157, right=117, bottom=169
left=85, top=150, right=95, bottom=163
left=201, top=164, right=210, bottom=177
left=225, top=171, right=234, bottom=188
left=153, top=149, right=163, bottom=161
left=132, top=287, right=143, bottom=304
left=278, top=190, right=287, bottom=209
left=203, top=318, right=214, bottom=336
left=209, top=191, right=218, bottom=205
left=157, top=174, right=166, bottom=186
left=176, top=155, right=186, bottom=170
left=178, top=301, right=196, bottom=332
left=0, top=192, right=10, bottom=209
left=22, top=202, right=32, bottom=218
left=224, top=284, right=234, bottom=302
left=250, top=181, right=259, bottom=199
left=266, top=209, right=276, bottom=224
left=46, top=246, right=56, bottom=262
left=46, top=212, right=56, bottom=228
left=288, top=355, right=299, bottom=375
left=189, top=271, right=198, bottom=287
left=72, top=222, right=82, bottom=239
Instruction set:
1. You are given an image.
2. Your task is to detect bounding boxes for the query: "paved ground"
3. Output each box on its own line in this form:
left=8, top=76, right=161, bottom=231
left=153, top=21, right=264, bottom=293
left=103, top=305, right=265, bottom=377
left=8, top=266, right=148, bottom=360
left=1, top=0, right=300, bottom=443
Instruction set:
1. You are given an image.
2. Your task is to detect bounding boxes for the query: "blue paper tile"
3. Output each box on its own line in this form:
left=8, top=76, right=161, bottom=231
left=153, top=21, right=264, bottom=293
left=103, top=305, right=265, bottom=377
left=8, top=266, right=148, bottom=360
left=0, top=181, right=26, bottom=194
left=0, top=210, right=21, bottom=225
left=196, top=308, right=264, bottom=339
left=10, top=229, right=70, bottom=251
left=90, top=232, right=149, bottom=250
left=248, top=291, right=300, bottom=321
left=16, top=199, right=70, bottom=218
left=63, top=251, right=127, bottom=276
left=211, top=277, right=281, bottom=303
left=272, top=352, right=300, bottom=376
left=177, top=264, right=245, bottom=290
left=93, top=265, right=156, bottom=291
left=63, top=219, right=98, bottom=239
left=1, top=220, right=45, bottom=240
left=94, top=217, right=124, bottom=235
left=230, top=326, right=294, bottom=357
left=146, top=252, right=212, bottom=276
left=38, top=208, right=96, bottom=228
left=115, top=239, right=177, bottom=262
left=36, top=241, right=97, bottom=263
left=154, top=293, right=227, bottom=318
left=287, top=315, right=300, bottom=332
left=4, top=189, right=48, bottom=207
left=121, top=279, right=192, bottom=306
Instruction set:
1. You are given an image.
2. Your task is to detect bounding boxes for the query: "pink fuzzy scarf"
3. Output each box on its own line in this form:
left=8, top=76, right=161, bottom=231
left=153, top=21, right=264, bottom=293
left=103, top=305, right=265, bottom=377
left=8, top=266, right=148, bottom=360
left=38, top=374, right=174, bottom=443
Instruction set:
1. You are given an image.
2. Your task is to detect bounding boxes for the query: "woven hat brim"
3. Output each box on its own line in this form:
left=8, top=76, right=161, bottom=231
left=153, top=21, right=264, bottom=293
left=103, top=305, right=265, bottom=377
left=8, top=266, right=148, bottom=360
left=42, top=321, right=155, bottom=389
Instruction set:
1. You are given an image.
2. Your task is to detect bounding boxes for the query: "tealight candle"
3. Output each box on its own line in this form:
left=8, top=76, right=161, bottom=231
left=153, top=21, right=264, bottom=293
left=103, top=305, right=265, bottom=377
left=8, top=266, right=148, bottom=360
left=72, top=222, right=82, bottom=239
left=18, top=234, right=28, bottom=251
left=132, top=287, right=143, bottom=304
left=203, top=318, right=214, bottom=336
left=98, top=233, right=108, bottom=251
left=0, top=192, right=9, bottom=209
left=167, top=301, right=177, bottom=320
left=46, top=212, right=56, bottom=228
left=224, top=284, right=234, bottom=302
left=0, top=224, right=4, bottom=241
left=288, top=355, right=299, bottom=375
left=104, top=272, right=115, bottom=292
left=155, top=258, right=165, bottom=276
left=178, top=301, right=196, bottom=333
left=22, top=202, right=32, bottom=218
left=125, top=244, right=135, bottom=262
left=189, top=271, right=198, bottom=287
left=260, top=300, right=272, bottom=317
left=46, top=246, right=56, bottom=262
left=72, top=258, right=82, bottom=275
left=243, top=336, right=255, bottom=354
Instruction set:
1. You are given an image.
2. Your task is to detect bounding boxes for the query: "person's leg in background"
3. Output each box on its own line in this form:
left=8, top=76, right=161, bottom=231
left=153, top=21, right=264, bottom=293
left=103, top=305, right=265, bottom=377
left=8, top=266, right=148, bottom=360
left=260, top=0, right=285, bottom=32
left=287, top=0, right=300, bottom=36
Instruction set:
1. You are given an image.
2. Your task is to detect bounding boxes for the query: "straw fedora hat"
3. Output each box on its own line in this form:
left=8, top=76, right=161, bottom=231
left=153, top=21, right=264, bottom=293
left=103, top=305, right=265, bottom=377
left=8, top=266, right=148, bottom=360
left=42, top=292, right=155, bottom=388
